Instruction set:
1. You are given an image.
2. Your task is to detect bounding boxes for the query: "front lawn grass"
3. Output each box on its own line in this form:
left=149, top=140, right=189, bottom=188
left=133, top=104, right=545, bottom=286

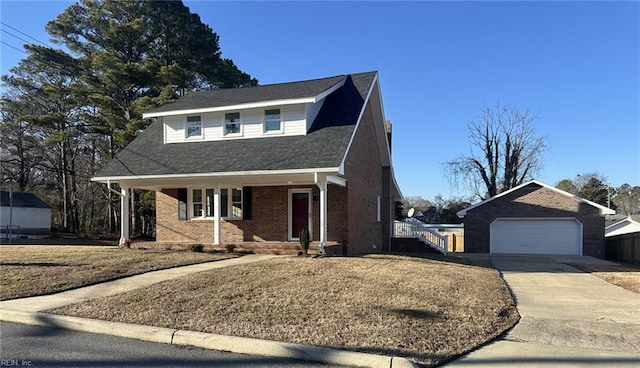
left=568, top=261, right=640, bottom=294
left=50, top=254, right=519, bottom=367
left=0, top=246, right=236, bottom=300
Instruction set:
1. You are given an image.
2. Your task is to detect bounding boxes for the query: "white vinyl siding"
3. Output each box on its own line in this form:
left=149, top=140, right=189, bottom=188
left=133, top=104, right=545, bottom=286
left=163, top=104, right=309, bottom=143
left=164, top=116, right=184, bottom=143
left=490, top=218, right=582, bottom=255
left=305, top=99, right=325, bottom=132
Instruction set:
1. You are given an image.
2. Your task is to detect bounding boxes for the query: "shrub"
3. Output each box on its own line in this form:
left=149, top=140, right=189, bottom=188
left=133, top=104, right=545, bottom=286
left=225, top=243, right=236, bottom=253
left=189, top=243, right=204, bottom=252
left=299, top=229, right=310, bottom=255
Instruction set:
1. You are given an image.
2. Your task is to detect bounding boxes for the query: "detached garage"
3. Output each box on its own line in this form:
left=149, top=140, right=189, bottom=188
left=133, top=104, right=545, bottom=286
left=457, top=180, right=615, bottom=258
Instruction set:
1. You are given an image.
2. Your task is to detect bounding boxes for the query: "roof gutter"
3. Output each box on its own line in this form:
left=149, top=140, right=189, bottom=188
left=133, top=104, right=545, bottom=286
left=93, top=167, right=342, bottom=184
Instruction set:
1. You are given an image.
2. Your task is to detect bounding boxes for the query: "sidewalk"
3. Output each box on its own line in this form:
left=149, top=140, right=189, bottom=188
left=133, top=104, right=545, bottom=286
left=0, top=254, right=417, bottom=368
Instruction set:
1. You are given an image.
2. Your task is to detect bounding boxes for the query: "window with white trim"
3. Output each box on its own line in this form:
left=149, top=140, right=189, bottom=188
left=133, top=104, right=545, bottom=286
left=264, top=109, right=281, bottom=132
left=225, top=112, right=241, bottom=135
left=186, top=116, right=202, bottom=138
left=192, top=189, right=203, bottom=217
left=190, top=187, right=242, bottom=219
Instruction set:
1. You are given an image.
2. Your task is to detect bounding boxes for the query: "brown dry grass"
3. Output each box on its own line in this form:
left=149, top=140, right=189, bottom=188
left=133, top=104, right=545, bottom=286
left=50, top=254, right=519, bottom=366
left=0, top=246, right=236, bottom=300
left=568, top=262, right=640, bottom=294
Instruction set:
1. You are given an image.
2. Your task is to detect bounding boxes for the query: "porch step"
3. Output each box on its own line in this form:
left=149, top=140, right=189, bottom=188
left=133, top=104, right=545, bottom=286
left=234, top=242, right=321, bottom=255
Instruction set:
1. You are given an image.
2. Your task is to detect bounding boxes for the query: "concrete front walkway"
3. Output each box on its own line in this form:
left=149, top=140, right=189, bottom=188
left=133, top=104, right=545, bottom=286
left=0, top=253, right=417, bottom=368
left=446, top=255, right=640, bottom=367
left=0, top=254, right=280, bottom=312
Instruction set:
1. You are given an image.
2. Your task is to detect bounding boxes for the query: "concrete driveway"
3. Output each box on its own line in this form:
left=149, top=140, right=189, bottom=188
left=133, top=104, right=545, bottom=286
left=446, top=255, right=640, bottom=367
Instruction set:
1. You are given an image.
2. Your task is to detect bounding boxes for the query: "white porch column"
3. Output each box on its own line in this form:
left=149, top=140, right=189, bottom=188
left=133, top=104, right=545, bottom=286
left=317, top=179, right=328, bottom=254
left=119, top=187, right=130, bottom=247
left=213, top=183, right=221, bottom=245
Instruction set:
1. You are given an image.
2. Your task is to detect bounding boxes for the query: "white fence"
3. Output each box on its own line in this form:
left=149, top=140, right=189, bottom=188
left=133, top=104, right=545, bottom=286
left=393, top=219, right=448, bottom=255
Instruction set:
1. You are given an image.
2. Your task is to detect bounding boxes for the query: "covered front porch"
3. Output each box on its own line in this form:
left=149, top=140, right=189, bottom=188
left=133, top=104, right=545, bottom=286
left=100, top=170, right=348, bottom=254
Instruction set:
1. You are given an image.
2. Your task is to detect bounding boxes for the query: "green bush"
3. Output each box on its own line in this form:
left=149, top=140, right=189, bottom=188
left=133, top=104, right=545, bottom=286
left=189, top=243, right=204, bottom=252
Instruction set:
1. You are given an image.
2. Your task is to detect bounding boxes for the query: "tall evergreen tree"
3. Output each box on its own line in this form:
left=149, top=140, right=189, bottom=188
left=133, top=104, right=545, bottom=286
left=1, top=0, right=257, bottom=234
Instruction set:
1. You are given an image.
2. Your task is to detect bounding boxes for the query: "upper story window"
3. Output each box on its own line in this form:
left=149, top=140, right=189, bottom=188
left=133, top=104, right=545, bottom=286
left=264, top=109, right=281, bottom=132
left=186, top=116, right=202, bottom=138
left=225, top=112, right=241, bottom=135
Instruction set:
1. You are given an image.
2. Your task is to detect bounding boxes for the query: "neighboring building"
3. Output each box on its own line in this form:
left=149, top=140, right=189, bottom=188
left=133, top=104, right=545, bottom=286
left=605, top=216, right=640, bottom=237
left=0, top=191, right=51, bottom=237
left=92, top=71, right=402, bottom=255
left=457, top=180, right=615, bottom=258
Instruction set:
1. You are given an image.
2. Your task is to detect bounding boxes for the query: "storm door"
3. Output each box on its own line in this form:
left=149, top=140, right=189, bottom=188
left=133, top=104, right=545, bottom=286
left=289, top=190, right=311, bottom=240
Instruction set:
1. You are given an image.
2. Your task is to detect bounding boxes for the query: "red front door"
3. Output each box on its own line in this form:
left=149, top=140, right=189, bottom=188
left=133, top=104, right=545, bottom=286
left=291, top=192, right=309, bottom=239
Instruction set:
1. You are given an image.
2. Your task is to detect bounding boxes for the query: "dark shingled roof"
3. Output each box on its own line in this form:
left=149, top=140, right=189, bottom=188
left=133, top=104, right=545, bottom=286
left=0, top=191, right=51, bottom=209
left=96, top=72, right=376, bottom=178
left=147, top=75, right=348, bottom=115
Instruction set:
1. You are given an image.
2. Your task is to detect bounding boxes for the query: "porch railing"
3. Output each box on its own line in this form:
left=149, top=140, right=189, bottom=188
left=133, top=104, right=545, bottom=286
left=393, top=219, right=448, bottom=255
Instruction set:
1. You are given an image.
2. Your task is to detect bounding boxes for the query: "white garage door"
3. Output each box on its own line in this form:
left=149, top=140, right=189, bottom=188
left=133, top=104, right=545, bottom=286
left=490, top=218, right=582, bottom=255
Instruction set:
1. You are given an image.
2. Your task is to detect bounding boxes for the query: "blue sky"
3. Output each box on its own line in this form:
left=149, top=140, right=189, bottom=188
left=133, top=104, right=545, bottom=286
left=1, top=1, right=639, bottom=200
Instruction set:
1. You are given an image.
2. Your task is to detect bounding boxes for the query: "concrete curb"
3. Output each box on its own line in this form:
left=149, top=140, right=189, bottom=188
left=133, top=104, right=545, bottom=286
left=1, top=309, right=419, bottom=368
left=0, top=309, right=175, bottom=344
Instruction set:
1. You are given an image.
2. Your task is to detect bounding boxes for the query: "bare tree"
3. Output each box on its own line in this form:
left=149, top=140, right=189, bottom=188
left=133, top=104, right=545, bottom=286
left=402, top=196, right=433, bottom=213
left=445, top=103, right=547, bottom=199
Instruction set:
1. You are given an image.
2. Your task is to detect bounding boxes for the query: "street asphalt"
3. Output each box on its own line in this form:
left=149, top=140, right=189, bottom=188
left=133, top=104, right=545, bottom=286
left=0, top=320, right=340, bottom=368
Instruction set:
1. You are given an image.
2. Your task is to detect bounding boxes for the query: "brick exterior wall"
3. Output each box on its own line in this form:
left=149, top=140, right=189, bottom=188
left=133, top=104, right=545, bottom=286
left=463, top=183, right=606, bottom=258
left=343, top=100, right=390, bottom=255
left=156, top=185, right=349, bottom=245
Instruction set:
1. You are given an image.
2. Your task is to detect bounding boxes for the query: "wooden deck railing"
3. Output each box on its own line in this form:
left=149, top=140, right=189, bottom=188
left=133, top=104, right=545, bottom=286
left=393, top=219, right=448, bottom=255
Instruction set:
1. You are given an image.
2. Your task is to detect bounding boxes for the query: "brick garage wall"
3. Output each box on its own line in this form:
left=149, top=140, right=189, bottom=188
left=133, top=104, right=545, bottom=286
left=343, top=100, right=387, bottom=255
left=463, top=183, right=605, bottom=258
left=156, top=186, right=349, bottom=245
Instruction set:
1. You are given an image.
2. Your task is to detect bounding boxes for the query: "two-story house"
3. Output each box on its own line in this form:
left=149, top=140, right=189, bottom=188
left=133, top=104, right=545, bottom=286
left=92, top=71, right=402, bottom=255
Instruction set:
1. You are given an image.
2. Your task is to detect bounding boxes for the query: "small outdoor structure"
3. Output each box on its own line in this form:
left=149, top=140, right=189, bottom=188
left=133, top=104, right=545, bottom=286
left=92, top=71, right=402, bottom=255
left=605, top=216, right=640, bottom=237
left=457, top=180, right=615, bottom=258
left=0, top=191, right=51, bottom=238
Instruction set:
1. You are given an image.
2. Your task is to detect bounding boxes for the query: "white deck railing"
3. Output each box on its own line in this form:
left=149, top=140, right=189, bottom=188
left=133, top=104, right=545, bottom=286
left=393, top=219, right=448, bottom=255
